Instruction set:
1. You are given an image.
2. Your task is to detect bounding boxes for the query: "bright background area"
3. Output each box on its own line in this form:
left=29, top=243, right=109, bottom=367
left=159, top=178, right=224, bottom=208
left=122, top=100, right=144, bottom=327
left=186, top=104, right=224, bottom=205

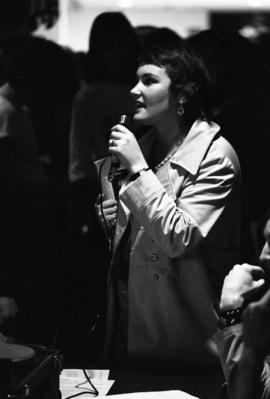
left=35, top=0, right=270, bottom=51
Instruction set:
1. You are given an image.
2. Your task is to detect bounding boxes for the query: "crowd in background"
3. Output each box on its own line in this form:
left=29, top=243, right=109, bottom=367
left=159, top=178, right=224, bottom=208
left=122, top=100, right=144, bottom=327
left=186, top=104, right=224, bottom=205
left=1, top=7, right=270, bottom=372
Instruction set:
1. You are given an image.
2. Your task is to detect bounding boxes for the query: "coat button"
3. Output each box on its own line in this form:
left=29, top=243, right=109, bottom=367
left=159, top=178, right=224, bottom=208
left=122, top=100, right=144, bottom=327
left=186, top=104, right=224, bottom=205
left=153, top=273, right=159, bottom=280
left=151, top=253, right=158, bottom=261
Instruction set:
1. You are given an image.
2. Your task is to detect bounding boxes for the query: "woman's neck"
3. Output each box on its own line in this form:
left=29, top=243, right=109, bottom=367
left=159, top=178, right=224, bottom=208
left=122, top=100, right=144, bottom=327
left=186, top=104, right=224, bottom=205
left=155, top=117, right=191, bottom=151
left=149, top=118, right=192, bottom=170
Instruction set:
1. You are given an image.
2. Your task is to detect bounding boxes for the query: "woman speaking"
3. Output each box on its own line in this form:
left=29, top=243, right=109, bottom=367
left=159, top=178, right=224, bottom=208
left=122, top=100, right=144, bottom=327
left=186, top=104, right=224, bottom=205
left=96, top=42, right=241, bottom=372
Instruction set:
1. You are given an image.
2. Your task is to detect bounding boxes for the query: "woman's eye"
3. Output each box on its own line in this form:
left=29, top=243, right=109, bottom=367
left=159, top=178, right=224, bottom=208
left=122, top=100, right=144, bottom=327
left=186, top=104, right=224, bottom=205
left=142, top=77, right=157, bottom=85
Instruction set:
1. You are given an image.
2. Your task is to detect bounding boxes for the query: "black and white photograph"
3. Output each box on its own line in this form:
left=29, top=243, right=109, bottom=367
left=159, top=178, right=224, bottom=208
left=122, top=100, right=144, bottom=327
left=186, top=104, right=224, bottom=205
left=1, top=1, right=270, bottom=398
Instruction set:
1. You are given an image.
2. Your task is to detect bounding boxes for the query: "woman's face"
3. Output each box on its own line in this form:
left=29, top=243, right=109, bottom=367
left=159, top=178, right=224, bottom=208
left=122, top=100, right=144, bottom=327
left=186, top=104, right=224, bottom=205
left=130, top=64, right=178, bottom=126
left=260, top=219, right=270, bottom=273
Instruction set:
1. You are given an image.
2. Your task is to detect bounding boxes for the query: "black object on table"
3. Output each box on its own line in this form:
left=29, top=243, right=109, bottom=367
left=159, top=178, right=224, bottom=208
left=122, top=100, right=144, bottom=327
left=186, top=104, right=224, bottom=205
left=0, top=347, right=62, bottom=399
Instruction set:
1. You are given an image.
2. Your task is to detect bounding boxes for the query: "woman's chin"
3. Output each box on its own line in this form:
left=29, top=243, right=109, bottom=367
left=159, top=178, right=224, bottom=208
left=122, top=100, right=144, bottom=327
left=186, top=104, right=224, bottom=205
left=133, top=113, right=150, bottom=125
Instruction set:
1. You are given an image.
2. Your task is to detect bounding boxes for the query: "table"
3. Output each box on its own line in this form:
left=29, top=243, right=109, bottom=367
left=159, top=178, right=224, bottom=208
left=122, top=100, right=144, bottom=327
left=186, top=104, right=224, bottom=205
left=108, top=368, right=227, bottom=399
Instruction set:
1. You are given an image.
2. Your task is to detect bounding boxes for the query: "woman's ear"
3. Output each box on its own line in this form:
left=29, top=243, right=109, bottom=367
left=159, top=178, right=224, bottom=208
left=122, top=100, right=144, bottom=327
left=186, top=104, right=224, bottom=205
left=181, top=82, right=198, bottom=101
left=177, top=96, right=186, bottom=105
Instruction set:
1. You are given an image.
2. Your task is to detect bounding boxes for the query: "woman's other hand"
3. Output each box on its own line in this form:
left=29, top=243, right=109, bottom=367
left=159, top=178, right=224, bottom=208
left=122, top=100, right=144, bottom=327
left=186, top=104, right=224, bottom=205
left=96, top=198, right=118, bottom=229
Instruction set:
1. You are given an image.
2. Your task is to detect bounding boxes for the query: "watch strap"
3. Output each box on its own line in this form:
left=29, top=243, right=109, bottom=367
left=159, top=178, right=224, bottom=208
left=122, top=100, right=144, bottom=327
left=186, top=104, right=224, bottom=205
left=218, top=307, right=244, bottom=328
left=129, top=167, right=150, bottom=182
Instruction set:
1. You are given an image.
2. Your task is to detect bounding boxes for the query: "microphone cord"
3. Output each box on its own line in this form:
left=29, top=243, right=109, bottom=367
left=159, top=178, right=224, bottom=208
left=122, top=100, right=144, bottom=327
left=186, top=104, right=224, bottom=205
left=98, top=115, right=131, bottom=254
left=98, top=158, right=115, bottom=254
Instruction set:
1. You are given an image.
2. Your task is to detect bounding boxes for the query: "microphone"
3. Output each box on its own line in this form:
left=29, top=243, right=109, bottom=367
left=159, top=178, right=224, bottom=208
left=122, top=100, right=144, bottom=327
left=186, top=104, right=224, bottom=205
left=108, top=114, right=131, bottom=182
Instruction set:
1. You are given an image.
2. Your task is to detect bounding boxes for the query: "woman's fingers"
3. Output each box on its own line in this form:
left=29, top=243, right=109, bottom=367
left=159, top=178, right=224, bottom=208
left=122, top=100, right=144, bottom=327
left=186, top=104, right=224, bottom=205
left=101, top=199, right=118, bottom=227
left=242, top=263, right=266, bottom=279
left=102, top=199, right=118, bottom=209
left=105, top=207, right=118, bottom=216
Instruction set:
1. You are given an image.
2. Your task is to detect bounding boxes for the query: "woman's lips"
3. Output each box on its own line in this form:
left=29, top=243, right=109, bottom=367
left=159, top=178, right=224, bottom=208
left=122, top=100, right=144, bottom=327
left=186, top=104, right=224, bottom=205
left=135, top=102, right=145, bottom=110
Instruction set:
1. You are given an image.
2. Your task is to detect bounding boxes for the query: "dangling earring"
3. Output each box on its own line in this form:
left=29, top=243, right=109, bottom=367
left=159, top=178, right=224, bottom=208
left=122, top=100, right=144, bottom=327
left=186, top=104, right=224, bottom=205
left=177, top=104, right=184, bottom=116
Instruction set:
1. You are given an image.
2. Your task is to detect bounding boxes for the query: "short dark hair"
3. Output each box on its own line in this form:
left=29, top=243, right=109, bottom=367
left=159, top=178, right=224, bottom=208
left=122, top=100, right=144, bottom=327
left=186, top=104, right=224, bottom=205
left=138, top=42, right=212, bottom=122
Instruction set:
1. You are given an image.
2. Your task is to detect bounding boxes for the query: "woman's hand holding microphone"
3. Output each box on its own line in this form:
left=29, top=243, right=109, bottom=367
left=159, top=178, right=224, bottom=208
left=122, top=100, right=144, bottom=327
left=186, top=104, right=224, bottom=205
left=108, top=123, right=148, bottom=174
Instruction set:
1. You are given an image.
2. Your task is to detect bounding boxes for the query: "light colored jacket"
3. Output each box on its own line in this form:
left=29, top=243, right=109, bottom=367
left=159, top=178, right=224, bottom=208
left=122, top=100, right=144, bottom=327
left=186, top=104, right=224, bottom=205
left=97, top=119, right=241, bottom=370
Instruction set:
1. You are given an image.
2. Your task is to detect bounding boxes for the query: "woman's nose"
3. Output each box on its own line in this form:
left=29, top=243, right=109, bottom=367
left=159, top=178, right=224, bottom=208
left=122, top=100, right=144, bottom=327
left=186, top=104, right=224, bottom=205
left=130, top=83, right=140, bottom=98
left=259, top=243, right=270, bottom=267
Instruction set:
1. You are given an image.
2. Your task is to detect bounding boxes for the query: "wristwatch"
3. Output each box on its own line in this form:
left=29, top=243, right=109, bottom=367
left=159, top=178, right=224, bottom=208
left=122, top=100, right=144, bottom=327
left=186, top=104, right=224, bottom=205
left=218, top=307, right=244, bottom=328
left=129, top=167, right=150, bottom=182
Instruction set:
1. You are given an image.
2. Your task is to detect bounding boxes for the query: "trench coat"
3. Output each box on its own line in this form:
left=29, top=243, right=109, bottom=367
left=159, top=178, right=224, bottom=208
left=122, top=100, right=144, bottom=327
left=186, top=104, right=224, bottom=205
left=96, top=119, right=241, bottom=371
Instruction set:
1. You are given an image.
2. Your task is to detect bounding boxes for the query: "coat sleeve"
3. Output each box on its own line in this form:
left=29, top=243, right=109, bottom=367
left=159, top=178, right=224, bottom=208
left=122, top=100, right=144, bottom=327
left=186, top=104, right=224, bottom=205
left=214, top=325, right=270, bottom=399
left=120, top=151, right=237, bottom=257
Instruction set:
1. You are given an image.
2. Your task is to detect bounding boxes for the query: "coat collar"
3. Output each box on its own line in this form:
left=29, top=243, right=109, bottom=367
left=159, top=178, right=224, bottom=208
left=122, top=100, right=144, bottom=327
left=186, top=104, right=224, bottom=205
left=140, top=119, right=220, bottom=176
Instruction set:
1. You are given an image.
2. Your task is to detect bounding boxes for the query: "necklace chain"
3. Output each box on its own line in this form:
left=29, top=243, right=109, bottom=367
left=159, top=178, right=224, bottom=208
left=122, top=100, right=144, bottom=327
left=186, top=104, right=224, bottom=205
left=154, top=137, right=184, bottom=172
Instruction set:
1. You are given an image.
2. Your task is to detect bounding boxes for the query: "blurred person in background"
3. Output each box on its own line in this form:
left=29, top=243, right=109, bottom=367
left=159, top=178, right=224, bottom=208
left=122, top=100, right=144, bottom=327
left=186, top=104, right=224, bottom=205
left=188, top=29, right=270, bottom=263
left=215, top=214, right=270, bottom=399
left=0, top=34, right=79, bottom=347
left=69, top=11, right=141, bottom=188
left=135, top=25, right=185, bottom=51
left=68, top=12, right=141, bottom=358
left=68, top=11, right=141, bottom=272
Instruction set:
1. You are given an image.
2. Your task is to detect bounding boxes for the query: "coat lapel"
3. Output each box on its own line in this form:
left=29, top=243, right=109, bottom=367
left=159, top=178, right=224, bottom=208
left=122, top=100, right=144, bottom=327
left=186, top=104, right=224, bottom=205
left=139, top=120, right=220, bottom=199
left=171, top=120, right=220, bottom=175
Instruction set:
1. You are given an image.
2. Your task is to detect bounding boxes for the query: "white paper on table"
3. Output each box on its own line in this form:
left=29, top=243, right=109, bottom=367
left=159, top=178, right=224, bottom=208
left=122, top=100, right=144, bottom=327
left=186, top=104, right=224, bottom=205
left=101, top=391, right=199, bottom=399
left=60, top=368, right=114, bottom=398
